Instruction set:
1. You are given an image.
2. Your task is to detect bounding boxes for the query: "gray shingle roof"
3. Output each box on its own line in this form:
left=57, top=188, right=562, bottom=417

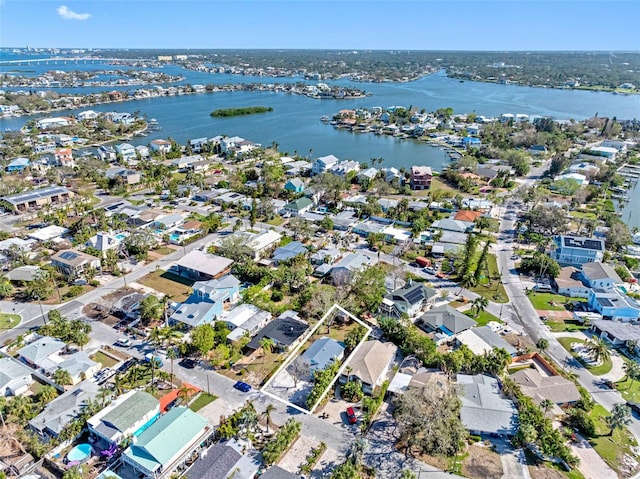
left=457, top=374, right=518, bottom=435
left=418, top=305, right=476, bottom=334
left=101, top=391, right=159, bottom=433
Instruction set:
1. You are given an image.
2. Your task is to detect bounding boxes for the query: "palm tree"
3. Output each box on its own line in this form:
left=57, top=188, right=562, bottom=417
left=536, top=338, right=549, bottom=353
left=262, top=404, right=275, bottom=433
left=97, top=385, right=112, bottom=407
left=458, top=272, right=477, bottom=297
left=166, top=346, right=178, bottom=388
left=623, top=361, right=640, bottom=388
left=605, top=403, right=632, bottom=436
left=587, top=337, right=611, bottom=364
left=472, top=296, right=489, bottom=317
left=540, top=399, right=555, bottom=416
left=348, top=437, right=368, bottom=467
left=260, top=337, right=275, bottom=364
left=38, top=385, right=58, bottom=404
left=53, top=368, right=72, bottom=386
left=177, top=384, right=193, bottom=405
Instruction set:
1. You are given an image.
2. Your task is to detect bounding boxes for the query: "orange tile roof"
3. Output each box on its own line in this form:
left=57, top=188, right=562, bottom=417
left=158, top=382, right=201, bottom=412
left=454, top=210, right=482, bottom=222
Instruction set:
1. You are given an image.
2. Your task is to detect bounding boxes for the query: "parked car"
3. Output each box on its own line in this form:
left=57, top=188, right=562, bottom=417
left=180, top=358, right=197, bottom=369
left=346, top=406, right=357, bottom=424
left=627, top=401, right=640, bottom=415
left=118, top=358, right=136, bottom=373
left=234, top=381, right=252, bottom=393
left=115, top=338, right=131, bottom=347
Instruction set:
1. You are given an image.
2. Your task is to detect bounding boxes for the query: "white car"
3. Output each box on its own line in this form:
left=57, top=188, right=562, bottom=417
left=115, top=338, right=131, bottom=347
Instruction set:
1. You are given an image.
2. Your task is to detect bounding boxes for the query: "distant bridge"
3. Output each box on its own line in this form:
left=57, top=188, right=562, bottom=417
left=0, top=57, right=147, bottom=66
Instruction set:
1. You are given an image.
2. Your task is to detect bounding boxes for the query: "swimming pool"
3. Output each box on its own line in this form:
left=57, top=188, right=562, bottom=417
left=115, top=233, right=127, bottom=241
left=169, top=233, right=181, bottom=242
left=67, top=443, right=92, bottom=463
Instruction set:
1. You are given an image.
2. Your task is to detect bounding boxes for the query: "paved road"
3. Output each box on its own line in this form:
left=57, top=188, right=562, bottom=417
left=493, top=195, right=640, bottom=440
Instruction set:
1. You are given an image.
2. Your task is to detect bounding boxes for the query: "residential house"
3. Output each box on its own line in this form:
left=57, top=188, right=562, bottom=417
left=417, top=305, right=477, bottom=342
left=222, top=303, right=272, bottom=341
left=329, top=253, right=372, bottom=285
left=261, top=466, right=300, bottom=479
left=6, top=265, right=42, bottom=283
left=357, top=167, right=378, bottom=184
left=553, top=266, right=590, bottom=298
left=51, top=249, right=100, bottom=279
left=54, top=148, right=74, bottom=167
left=581, top=262, right=623, bottom=289
left=173, top=251, right=233, bottom=281
left=88, top=390, right=161, bottom=446
left=136, top=145, right=150, bottom=158
left=185, top=439, right=261, bottom=479
left=511, top=368, right=580, bottom=408
left=456, top=374, right=518, bottom=436
left=330, top=160, right=360, bottom=177
left=242, top=230, right=282, bottom=260
left=352, top=220, right=386, bottom=238
left=340, top=340, right=397, bottom=395
left=189, top=137, right=209, bottom=153
left=36, top=117, right=72, bottom=129
left=77, top=110, right=98, bottom=120
left=58, top=351, right=101, bottom=385
left=453, top=210, right=483, bottom=223
left=115, top=143, right=137, bottom=162
left=312, top=154, right=340, bottom=175
left=99, top=145, right=117, bottom=162
left=569, top=162, right=600, bottom=176
left=590, top=319, right=640, bottom=352
left=310, top=247, right=340, bottom=266
left=29, top=380, right=100, bottom=440
left=0, top=357, right=34, bottom=397
left=122, top=407, right=211, bottom=479
left=170, top=275, right=240, bottom=328
left=300, top=337, right=345, bottom=374
left=456, top=326, right=517, bottom=356
left=410, top=166, right=432, bottom=190
left=271, top=241, right=307, bottom=265
left=246, top=312, right=308, bottom=352
left=587, top=288, right=640, bottom=322
left=86, top=231, right=123, bottom=258
left=551, top=235, right=605, bottom=266
left=5, top=157, right=30, bottom=173
left=431, top=218, right=474, bottom=233
left=284, top=178, right=305, bottom=194
left=28, top=225, right=69, bottom=242
left=150, top=139, right=172, bottom=154
left=380, top=282, right=437, bottom=318
left=283, top=197, right=313, bottom=216
left=17, top=336, right=66, bottom=373
left=330, top=211, right=358, bottom=231
left=106, top=167, right=142, bottom=186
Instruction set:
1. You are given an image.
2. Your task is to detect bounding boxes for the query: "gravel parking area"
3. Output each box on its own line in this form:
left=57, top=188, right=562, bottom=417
left=278, top=435, right=319, bottom=474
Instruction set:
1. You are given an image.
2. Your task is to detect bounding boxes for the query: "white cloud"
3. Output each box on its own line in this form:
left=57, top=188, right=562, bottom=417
left=56, top=5, right=91, bottom=21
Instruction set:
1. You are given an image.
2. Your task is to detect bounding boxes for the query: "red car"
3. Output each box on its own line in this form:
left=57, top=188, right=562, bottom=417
left=346, top=407, right=357, bottom=424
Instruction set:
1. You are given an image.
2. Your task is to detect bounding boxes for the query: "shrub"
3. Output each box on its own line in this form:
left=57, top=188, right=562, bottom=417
left=271, top=290, right=284, bottom=302
left=65, top=285, right=84, bottom=298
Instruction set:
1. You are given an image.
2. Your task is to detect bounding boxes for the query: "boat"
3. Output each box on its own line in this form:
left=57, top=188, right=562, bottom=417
left=633, top=232, right=640, bottom=245
left=320, top=115, right=330, bottom=122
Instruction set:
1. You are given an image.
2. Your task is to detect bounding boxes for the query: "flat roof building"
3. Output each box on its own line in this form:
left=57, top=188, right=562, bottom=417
left=0, top=186, right=74, bottom=213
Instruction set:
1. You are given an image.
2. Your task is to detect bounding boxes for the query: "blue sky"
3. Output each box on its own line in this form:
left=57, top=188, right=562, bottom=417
left=1, top=1, right=639, bottom=50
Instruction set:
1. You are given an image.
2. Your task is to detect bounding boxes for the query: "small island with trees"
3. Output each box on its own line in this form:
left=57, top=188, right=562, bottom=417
left=211, top=106, right=273, bottom=117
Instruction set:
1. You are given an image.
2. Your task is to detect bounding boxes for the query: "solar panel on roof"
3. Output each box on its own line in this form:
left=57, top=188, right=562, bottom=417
left=60, top=251, right=79, bottom=260
left=404, top=287, right=425, bottom=304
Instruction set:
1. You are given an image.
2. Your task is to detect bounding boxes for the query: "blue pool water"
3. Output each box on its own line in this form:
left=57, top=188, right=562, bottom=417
left=619, top=285, right=628, bottom=294
left=67, top=443, right=92, bottom=462
left=115, top=233, right=127, bottom=241
left=170, top=233, right=181, bottom=242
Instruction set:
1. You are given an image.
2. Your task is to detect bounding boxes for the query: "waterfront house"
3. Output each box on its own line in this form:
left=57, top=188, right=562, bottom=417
left=54, top=147, right=74, bottom=167
left=98, top=145, right=117, bottom=162
left=136, top=145, right=150, bottom=158
left=456, top=374, right=518, bottom=436
left=0, top=357, right=34, bottom=397
left=29, top=380, right=100, bottom=440
left=587, top=288, right=640, bottom=322
left=410, top=166, right=432, bottom=190
left=312, top=154, right=340, bottom=175
left=300, top=337, right=345, bottom=375
left=122, top=407, right=211, bottom=479
left=36, top=117, right=71, bottom=129
left=88, top=390, right=160, bottom=446
left=357, top=167, right=379, bottom=184
left=551, top=235, right=605, bottom=267
left=150, top=139, right=172, bottom=154
left=77, top=110, right=98, bottom=120
left=51, top=249, right=100, bottom=279
left=330, top=160, right=360, bottom=177
left=581, top=262, right=622, bottom=289
left=6, top=157, right=30, bottom=173
left=284, top=178, right=305, bottom=194
left=340, top=340, right=397, bottom=395
left=106, top=167, right=142, bottom=186
left=115, top=143, right=137, bottom=162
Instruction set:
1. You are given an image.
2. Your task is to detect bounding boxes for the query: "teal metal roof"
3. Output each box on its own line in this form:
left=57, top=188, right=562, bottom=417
left=124, top=407, right=208, bottom=472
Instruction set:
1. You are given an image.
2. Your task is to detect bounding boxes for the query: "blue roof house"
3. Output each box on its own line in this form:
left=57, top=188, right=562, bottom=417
left=462, top=137, right=482, bottom=148
left=284, top=178, right=305, bottom=194
left=300, top=337, right=345, bottom=374
left=6, top=157, right=30, bottom=173
left=587, top=288, right=640, bottom=322
left=169, top=275, right=240, bottom=328
left=271, top=241, right=308, bottom=265
left=552, top=235, right=605, bottom=266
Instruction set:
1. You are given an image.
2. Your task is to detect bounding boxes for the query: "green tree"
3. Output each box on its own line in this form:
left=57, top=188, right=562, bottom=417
left=623, top=361, right=640, bottom=388
left=350, top=266, right=387, bottom=313
left=262, top=404, right=275, bottom=433
left=191, top=324, right=216, bottom=356
left=53, top=368, right=72, bottom=386
left=25, top=270, right=53, bottom=301
left=605, top=403, right=632, bottom=436
left=587, top=337, right=611, bottom=364
left=37, top=385, right=58, bottom=404
left=139, top=296, right=163, bottom=324
left=260, top=337, right=275, bottom=363
left=536, top=338, right=549, bottom=353
left=471, top=296, right=489, bottom=318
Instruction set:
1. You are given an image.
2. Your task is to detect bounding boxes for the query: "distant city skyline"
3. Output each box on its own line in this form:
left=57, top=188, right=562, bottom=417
left=1, top=1, right=639, bottom=51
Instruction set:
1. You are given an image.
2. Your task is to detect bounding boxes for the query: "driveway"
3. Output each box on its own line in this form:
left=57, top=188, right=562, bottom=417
left=570, top=433, right=617, bottom=479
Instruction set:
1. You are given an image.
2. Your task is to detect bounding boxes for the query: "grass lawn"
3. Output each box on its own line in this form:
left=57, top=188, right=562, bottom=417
left=615, top=355, right=640, bottom=403
left=557, top=337, right=613, bottom=376
left=464, top=309, right=502, bottom=327
left=0, top=313, right=20, bottom=330
left=139, top=270, right=194, bottom=302
left=569, top=210, right=597, bottom=221
left=266, top=216, right=285, bottom=226
left=588, top=404, right=639, bottom=475
left=527, top=292, right=576, bottom=311
left=412, top=176, right=458, bottom=197
left=546, top=319, right=588, bottom=333
left=466, top=254, right=509, bottom=303
left=189, top=392, right=218, bottom=412
left=152, top=246, right=175, bottom=255
left=90, top=350, right=118, bottom=368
